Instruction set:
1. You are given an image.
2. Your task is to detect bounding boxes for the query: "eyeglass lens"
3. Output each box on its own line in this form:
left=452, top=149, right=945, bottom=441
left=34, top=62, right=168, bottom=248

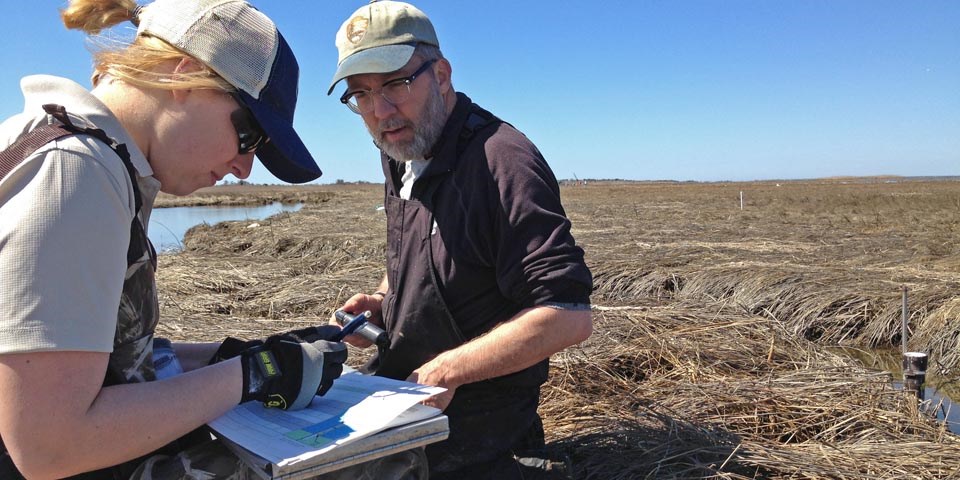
left=342, top=59, right=437, bottom=114
left=351, top=82, right=412, bottom=113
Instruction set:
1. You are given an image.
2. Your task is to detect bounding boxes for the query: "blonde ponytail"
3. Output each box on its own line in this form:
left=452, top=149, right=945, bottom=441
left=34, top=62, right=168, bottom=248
left=61, top=0, right=139, bottom=35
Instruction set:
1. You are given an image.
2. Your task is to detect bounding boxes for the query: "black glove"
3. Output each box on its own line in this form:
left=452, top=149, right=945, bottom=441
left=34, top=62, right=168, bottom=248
left=281, top=325, right=345, bottom=344
left=209, top=337, right=262, bottom=364
left=239, top=334, right=348, bottom=410
left=210, top=325, right=344, bottom=364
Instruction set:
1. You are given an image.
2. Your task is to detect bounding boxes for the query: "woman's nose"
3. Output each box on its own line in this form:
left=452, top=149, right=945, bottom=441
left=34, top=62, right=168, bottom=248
left=230, top=153, right=254, bottom=180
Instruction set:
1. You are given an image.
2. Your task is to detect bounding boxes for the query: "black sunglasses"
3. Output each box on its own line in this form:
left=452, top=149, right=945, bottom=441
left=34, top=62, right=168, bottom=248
left=229, top=94, right=268, bottom=154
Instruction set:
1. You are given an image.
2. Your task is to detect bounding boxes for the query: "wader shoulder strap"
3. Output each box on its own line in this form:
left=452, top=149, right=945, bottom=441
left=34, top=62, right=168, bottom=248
left=414, top=106, right=502, bottom=204
left=0, top=103, right=150, bottom=266
left=456, top=105, right=501, bottom=157
left=1, top=104, right=142, bottom=214
left=0, top=123, right=74, bottom=183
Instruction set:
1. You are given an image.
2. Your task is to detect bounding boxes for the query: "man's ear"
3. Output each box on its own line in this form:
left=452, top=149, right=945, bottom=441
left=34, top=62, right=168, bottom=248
left=434, top=58, right=453, bottom=95
left=170, top=57, right=204, bottom=103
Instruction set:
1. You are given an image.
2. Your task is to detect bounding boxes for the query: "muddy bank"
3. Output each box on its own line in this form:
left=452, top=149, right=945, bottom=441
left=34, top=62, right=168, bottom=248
left=154, top=184, right=341, bottom=208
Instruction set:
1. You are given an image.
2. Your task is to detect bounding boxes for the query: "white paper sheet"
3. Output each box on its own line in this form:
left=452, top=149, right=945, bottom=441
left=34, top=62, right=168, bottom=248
left=207, top=368, right=445, bottom=468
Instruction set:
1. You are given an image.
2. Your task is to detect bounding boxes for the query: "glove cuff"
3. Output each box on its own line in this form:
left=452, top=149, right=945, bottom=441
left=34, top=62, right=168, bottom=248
left=210, top=337, right=263, bottom=365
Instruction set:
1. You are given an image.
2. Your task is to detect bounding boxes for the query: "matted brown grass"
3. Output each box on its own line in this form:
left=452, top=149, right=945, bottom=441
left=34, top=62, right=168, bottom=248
left=155, top=180, right=960, bottom=478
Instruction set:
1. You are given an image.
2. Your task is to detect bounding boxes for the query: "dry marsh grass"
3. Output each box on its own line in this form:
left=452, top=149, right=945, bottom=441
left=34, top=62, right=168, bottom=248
left=579, top=181, right=960, bottom=371
left=155, top=179, right=960, bottom=478
left=548, top=304, right=960, bottom=479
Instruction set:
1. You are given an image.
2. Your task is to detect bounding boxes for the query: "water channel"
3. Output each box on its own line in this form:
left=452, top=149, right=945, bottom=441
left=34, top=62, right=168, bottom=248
left=835, top=347, right=960, bottom=434
left=147, top=202, right=303, bottom=253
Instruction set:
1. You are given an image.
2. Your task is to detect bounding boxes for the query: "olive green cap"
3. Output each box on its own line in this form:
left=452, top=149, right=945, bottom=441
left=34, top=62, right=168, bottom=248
left=327, top=1, right=439, bottom=95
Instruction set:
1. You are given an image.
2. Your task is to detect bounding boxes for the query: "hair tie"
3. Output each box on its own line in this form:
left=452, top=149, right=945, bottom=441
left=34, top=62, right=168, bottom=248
left=131, top=5, right=143, bottom=27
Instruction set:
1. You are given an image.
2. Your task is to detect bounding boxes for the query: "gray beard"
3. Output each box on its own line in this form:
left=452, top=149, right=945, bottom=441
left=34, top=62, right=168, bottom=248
left=369, top=81, right=447, bottom=162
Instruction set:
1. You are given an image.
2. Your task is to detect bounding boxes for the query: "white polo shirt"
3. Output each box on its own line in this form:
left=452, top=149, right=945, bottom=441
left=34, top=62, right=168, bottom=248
left=0, top=75, right=160, bottom=354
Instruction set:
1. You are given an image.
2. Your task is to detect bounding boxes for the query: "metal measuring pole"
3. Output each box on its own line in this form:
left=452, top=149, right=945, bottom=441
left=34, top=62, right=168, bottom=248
left=901, top=286, right=927, bottom=400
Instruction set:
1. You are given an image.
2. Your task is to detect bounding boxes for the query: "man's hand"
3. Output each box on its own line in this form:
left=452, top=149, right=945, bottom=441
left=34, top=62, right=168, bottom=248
left=330, top=292, right=386, bottom=348
left=407, top=354, right=459, bottom=411
left=407, top=307, right=592, bottom=412
left=239, top=334, right=348, bottom=410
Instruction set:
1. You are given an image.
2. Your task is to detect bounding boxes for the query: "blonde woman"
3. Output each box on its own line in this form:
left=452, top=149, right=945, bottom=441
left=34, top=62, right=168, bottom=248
left=0, top=1, right=348, bottom=478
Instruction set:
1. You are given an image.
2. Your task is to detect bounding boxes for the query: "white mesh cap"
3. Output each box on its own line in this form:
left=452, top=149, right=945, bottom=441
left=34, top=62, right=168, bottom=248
left=138, top=0, right=275, bottom=98
left=137, top=0, right=322, bottom=183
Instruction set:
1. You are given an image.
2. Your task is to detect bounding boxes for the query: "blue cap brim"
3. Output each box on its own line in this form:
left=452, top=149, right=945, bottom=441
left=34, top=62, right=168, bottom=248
left=237, top=33, right=321, bottom=184
left=246, top=98, right=320, bottom=183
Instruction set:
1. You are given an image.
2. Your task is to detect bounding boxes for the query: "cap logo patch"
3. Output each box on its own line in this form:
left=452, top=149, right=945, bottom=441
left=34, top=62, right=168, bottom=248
left=346, top=16, right=369, bottom=44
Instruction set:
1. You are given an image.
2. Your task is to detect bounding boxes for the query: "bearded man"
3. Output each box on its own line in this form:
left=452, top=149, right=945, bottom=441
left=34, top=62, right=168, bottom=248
left=327, top=2, right=593, bottom=478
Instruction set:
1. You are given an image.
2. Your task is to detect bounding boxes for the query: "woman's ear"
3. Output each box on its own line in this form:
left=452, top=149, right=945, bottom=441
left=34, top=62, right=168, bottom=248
left=170, top=57, right=203, bottom=103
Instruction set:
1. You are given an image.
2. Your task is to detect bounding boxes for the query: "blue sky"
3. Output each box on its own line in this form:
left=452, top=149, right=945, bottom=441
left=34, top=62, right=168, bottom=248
left=1, top=1, right=957, bottom=184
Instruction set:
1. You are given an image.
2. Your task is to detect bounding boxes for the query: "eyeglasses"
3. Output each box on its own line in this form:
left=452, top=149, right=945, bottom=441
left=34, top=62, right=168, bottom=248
left=229, top=94, right=268, bottom=154
left=340, top=59, right=437, bottom=115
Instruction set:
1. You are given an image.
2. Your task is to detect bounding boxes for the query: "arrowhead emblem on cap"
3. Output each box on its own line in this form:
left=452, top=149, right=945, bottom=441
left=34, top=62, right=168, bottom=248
left=346, top=16, right=369, bottom=44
